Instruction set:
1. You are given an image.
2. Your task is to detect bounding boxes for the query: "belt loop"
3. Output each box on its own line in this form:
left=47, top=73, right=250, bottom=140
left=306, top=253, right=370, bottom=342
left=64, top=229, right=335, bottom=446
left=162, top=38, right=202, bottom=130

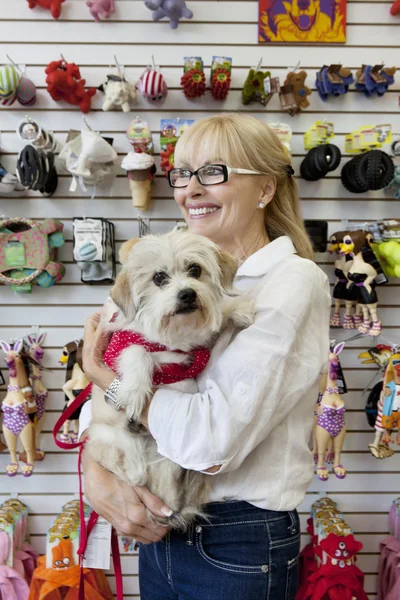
left=288, top=511, right=297, bottom=535
left=186, top=523, right=194, bottom=546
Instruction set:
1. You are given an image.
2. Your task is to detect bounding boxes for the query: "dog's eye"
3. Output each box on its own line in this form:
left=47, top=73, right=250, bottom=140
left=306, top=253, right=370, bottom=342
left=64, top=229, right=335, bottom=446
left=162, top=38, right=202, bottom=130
left=153, top=271, right=169, bottom=287
left=188, top=264, right=202, bottom=278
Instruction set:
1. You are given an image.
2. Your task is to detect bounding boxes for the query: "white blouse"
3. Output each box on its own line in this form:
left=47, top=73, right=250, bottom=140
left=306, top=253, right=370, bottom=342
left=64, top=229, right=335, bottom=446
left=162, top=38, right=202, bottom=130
left=79, top=236, right=331, bottom=512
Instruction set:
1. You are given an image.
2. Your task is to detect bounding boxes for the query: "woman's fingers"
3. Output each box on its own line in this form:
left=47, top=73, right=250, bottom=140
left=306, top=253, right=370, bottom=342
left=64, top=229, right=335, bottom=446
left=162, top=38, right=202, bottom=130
left=134, top=485, right=174, bottom=519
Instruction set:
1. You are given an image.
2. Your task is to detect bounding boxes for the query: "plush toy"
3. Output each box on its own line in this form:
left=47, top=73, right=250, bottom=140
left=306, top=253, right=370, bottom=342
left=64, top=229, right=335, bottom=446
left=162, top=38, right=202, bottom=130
left=98, top=70, right=136, bottom=112
left=315, top=343, right=347, bottom=481
left=0, top=339, right=36, bottom=477
left=26, top=0, right=65, bottom=19
left=242, top=68, right=280, bottom=106
left=86, top=0, right=115, bottom=21
left=144, top=0, right=193, bottom=28
left=392, top=0, right=400, bottom=14
left=137, top=65, right=168, bottom=104
left=45, top=60, right=96, bottom=113
left=121, top=152, right=156, bottom=210
left=282, top=71, right=311, bottom=115
left=21, top=332, right=48, bottom=462
left=339, top=230, right=382, bottom=336
left=376, top=239, right=400, bottom=278
left=0, top=161, right=25, bottom=196
left=355, top=65, right=396, bottom=97
left=0, top=65, right=20, bottom=105
left=58, top=341, right=91, bottom=443
left=315, top=65, right=354, bottom=101
left=328, top=232, right=361, bottom=329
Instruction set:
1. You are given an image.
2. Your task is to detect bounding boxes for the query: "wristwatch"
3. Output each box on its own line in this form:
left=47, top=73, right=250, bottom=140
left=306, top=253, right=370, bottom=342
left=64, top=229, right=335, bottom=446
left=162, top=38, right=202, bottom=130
left=104, top=377, right=122, bottom=410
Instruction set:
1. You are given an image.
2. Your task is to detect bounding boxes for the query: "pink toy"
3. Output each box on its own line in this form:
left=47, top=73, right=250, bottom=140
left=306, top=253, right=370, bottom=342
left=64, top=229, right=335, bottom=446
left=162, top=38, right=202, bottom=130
left=26, top=0, right=65, bottom=19
left=0, top=532, right=30, bottom=599
left=86, top=0, right=115, bottom=21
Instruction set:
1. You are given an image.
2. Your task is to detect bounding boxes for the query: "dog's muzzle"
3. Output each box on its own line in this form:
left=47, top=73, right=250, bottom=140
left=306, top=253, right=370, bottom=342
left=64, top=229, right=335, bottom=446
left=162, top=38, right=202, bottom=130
left=175, top=288, right=198, bottom=314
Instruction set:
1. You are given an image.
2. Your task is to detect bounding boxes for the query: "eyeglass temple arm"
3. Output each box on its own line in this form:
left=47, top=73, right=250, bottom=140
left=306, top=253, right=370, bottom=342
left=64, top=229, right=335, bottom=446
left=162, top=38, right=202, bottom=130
left=229, top=167, right=263, bottom=175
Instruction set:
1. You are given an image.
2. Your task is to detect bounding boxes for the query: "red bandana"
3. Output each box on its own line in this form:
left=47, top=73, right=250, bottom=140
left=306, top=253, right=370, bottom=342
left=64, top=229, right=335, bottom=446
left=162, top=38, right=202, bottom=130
left=104, top=330, right=211, bottom=385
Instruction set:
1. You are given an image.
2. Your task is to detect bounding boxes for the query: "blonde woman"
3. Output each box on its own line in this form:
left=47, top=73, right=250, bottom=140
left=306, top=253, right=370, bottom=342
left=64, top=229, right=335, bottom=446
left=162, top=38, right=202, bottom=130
left=81, top=114, right=331, bottom=600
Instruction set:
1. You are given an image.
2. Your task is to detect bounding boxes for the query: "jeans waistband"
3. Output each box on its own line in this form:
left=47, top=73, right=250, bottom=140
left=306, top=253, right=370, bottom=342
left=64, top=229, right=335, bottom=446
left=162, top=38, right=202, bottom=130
left=202, top=500, right=294, bottom=520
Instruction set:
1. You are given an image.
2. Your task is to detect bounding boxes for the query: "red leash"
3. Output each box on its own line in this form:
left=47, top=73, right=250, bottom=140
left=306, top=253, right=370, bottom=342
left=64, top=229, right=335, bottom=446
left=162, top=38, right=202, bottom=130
left=53, top=384, right=123, bottom=600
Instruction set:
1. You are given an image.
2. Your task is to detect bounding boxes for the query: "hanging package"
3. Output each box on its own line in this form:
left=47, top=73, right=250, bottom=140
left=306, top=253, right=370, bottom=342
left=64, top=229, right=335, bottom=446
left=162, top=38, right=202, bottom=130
left=0, top=217, right=65, bottom=294
left=73, top=217, right=116, bottom=284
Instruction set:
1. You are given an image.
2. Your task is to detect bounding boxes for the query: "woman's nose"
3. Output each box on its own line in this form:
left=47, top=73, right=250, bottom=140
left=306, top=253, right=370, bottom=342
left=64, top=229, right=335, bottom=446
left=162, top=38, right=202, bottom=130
left=186, top=174, right=205, bottom=198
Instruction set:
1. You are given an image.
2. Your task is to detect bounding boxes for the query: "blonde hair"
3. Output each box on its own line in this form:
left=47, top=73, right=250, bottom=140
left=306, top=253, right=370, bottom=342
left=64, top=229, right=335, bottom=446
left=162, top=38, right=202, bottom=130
left=174, top=114, right=313, bottom=261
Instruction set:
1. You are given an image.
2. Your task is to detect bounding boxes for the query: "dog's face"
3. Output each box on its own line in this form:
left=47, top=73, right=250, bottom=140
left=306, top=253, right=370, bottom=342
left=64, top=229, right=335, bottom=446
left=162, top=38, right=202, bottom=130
left=111, top=232, right=237, bottom=348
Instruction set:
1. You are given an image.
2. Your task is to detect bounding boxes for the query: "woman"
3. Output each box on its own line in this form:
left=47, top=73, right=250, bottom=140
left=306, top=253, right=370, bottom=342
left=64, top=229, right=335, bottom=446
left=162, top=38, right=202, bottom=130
left=80, top=114, right=331, bottom=600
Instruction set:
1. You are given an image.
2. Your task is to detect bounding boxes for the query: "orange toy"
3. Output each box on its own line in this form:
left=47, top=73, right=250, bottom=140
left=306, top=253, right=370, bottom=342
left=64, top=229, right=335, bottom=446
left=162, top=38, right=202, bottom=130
left=45, top=60, right=96, bottom=114
left=27, top=0, right=65, bottom=19
left=28, top=555, right=114, bottom=600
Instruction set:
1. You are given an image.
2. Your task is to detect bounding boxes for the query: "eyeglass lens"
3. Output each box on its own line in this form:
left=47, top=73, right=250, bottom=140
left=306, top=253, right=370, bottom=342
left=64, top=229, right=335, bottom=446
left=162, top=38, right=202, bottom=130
left=170, top=164, right=226, bottom=187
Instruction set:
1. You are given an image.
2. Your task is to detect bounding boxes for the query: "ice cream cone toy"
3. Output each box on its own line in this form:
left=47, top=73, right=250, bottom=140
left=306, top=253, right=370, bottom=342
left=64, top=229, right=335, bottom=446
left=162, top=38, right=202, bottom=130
left=210, top=56, right=232, bottom=101
left=121, top=152, right=156, bottom=210
left=181, top=57, right=206, bottom=99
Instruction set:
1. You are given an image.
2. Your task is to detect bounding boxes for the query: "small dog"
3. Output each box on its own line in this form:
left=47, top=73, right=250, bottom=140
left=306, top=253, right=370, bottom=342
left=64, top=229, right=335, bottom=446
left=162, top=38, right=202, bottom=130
left=86, top=231, right=254, bottom=529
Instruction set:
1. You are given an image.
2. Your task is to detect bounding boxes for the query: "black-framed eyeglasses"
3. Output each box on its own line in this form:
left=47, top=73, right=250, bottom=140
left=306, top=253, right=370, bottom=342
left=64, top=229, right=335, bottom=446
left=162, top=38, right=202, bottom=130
left=167, top=163, right=262, bottom=188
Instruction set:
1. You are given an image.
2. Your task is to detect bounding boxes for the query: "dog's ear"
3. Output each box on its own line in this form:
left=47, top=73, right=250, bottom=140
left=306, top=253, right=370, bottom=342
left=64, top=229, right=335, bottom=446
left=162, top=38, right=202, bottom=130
left=119, top=238, right=139, bottom=265
left=110, top=269, right=136, bottom=321
left=216, top=249, right=238, bottom=292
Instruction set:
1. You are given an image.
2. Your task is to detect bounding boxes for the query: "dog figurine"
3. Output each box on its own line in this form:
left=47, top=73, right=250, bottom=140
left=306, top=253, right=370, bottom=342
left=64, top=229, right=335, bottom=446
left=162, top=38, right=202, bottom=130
left=86, top=231, right=254, bottom=529
left=86, top=0, right=115, bottom=22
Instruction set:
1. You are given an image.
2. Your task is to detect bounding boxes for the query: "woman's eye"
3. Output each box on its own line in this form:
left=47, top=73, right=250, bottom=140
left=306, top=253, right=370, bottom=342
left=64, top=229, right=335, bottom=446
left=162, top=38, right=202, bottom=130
left=188, top=264, right=202, bottom=278
left=153, top=271, right=169, bottom=287
left=204, top=166, right=220, bottom=176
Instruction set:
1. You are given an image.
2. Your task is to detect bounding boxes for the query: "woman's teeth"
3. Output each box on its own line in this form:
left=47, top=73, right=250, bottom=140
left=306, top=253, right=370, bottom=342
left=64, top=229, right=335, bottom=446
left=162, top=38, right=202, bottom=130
left=188, top=207, right=219, bottom=216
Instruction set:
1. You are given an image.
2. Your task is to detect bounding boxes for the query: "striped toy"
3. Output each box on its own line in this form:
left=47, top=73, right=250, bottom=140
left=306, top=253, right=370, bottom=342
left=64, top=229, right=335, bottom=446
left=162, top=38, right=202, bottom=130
left=137, top=67, right=168, bottom=104
left=0, top=65, right=20, bottom=101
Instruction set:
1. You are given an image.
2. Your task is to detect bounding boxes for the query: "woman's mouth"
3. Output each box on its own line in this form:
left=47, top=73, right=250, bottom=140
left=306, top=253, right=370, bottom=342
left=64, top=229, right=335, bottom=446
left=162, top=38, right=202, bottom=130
left=186, top=204, right=221, bottom=219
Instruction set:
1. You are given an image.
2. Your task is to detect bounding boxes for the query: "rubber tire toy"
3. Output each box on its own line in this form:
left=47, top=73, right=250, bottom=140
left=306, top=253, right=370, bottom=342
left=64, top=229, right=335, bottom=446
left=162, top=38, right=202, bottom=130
left=313, top=144, right=341, bottom=173
left=341, top=156, right=368, bottom=194
left=356, top=150, right=395, bottom=191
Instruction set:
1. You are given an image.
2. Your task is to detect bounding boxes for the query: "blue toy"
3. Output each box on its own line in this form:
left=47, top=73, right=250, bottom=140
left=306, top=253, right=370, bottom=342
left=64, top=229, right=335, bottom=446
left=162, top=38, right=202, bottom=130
left=315, top=65, right=354, bottom=101
left=355, top=65, right=396, bottom=97
left=144, top=0, right=193, bottom=28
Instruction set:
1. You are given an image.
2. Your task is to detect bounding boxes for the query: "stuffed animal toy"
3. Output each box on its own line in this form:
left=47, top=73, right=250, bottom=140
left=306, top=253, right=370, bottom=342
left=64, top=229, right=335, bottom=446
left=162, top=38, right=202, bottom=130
left=137, top=66, right=168, bottom=104
left=0, top=161, right=25, bottom=196
left=242, top=68, right=280, bottom=106
left=392, top=0, right=400, bottom=14
left=144, top=0, right=193, bottom=28
left=86, top=0, right=115, bottom=21
left=315, top=65, right=354, bottom=101
left=98, top=70, right=136, bottom=112
left=282, top=71, right=311, bottom=115
left=26, top=0, right=65, bottom=19
left=355, top=65, right=396, bottom=97
left=121, top=152, right=156, bottom=210
left=45, top=60, right=96, bottom=113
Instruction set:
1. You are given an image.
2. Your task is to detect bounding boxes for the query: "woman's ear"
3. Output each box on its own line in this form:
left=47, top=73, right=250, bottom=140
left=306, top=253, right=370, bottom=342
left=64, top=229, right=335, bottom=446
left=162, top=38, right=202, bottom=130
left=259, top=176, right=276, bottom=207
left=216, top=249, right=238, bottom=292
left=110, top=269, right=136, bottom=322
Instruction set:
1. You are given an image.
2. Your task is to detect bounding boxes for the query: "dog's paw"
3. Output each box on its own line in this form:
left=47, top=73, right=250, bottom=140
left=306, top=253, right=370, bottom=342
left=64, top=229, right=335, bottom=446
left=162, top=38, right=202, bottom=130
left=227, top=298, right=256, bottom=329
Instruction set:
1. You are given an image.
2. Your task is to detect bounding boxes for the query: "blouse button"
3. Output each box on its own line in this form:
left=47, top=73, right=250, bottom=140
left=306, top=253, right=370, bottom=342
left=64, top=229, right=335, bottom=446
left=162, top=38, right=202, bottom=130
left=261, top=565, right=269, bottom=573
left=238, top=384, right=247, bottom=395
left=196, top=526, right=202, bottom=533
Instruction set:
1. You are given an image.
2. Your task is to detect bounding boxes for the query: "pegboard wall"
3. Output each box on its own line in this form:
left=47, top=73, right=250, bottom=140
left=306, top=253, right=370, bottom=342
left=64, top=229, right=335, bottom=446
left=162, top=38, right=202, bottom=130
left=0, top=1, right=399, bottom=597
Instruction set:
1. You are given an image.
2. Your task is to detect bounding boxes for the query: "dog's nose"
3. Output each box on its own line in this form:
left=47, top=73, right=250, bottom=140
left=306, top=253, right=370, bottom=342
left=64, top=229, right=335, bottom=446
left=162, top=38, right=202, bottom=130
left=178, top=288, right=197, bottom=305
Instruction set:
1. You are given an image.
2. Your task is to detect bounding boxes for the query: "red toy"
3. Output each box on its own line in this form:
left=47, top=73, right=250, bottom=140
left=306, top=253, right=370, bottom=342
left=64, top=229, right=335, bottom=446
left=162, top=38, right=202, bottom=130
left=27, top=0, right=65, bottom=19
left=391, top=0, right=400, bottom=15
left=297, top=534, right=368, bottom=600
left=45, top=60, right=96, bottom=113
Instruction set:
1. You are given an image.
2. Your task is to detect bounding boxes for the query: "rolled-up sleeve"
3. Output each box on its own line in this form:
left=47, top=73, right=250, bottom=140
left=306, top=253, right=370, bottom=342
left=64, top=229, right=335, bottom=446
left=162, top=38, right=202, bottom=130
left=148, top=266, right=330, bottom=475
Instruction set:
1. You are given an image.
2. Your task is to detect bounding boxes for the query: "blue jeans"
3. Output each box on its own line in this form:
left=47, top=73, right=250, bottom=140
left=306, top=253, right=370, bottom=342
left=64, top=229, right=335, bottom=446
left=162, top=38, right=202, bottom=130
left=139, top=500, right=300, bottom=600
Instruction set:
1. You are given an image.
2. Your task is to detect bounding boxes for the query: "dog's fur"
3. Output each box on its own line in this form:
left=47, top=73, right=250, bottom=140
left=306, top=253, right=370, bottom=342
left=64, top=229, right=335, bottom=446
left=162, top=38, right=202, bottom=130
left=86, top=231, right=254, bottom=529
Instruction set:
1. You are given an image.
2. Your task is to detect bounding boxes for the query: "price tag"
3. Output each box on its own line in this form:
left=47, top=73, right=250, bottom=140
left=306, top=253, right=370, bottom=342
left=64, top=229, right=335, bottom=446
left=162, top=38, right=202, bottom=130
left=5, top=241, right=25, bottom=269
left=82, top=517, right=112, bottom=570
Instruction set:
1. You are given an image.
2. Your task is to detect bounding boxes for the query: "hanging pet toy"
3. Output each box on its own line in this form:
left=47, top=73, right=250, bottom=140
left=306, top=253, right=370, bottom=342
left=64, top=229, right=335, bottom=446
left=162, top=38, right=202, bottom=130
left=328, top=232, right=360, bottom=329
left=144, top=0, right=193, bottom=29
left=86, top=0, right=115, bottom=21
left=137, top=57, right=168, bottom=104
left=210, top=56, right=232, bottom=101
left=26, top=0, right=65, bottom=19
left=98, top=57, right=136, bottom=112
left=181, top=57, right=206, bottom=99
left=242, top=58, right=280, bottom=106
left=45, top=58, right=96, bottom=113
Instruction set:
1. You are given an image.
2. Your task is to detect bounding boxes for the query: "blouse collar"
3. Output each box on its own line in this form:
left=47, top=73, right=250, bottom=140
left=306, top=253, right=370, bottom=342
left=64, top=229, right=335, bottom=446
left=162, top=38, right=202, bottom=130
left=236, top=236, right=297, bottom=278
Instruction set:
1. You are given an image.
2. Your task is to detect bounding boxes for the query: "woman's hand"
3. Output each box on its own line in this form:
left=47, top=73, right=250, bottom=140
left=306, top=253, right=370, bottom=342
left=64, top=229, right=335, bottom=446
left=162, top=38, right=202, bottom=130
left=82, top=445, right=171, bottom=544
left=82, top=311, right=115, bottom=392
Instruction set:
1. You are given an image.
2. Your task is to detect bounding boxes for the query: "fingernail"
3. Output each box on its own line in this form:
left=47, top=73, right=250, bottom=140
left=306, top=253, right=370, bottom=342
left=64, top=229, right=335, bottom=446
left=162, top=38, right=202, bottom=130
left=161, top=506, right=174, bottom=517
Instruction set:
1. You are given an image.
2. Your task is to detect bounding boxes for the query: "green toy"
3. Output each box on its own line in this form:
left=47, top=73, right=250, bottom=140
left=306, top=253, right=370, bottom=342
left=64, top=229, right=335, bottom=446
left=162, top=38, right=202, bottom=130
left=242, top=65, right=280, bottom=106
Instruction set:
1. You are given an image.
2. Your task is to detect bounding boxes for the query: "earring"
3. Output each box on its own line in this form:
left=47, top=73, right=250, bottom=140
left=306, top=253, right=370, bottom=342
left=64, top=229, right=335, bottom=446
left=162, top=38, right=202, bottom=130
left=258, top=201, right=265, bottom=209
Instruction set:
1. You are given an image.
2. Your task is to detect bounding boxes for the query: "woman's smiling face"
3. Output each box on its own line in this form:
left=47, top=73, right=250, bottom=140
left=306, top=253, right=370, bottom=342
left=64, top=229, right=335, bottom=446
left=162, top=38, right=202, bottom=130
left=173, top=152, right=270, bottom=244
